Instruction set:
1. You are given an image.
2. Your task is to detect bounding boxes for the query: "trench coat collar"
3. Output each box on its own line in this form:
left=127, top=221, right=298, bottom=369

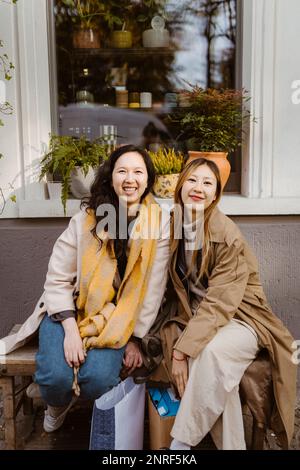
left=208, top=206, right=230, bottom=243
left=171, top=206, right=230, bottom=245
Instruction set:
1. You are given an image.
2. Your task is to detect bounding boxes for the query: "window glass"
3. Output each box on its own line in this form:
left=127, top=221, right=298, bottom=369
left=52, top=0, right=239, bottom=191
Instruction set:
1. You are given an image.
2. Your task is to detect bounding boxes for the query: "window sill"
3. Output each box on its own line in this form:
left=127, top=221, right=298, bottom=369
left=158, top=196, right=300, bottom=215
left=18, top=195, right=300, bottom=218
left=19, top=199, right=81, bottom=218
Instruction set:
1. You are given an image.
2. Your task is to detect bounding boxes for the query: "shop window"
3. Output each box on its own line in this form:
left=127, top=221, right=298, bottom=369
left=50, top=0, right=240, bottom=192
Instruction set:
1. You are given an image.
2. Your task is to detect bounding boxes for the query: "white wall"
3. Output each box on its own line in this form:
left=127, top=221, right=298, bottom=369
left=0, top=0, right=51, bottom=218
left=272, top=0, right=300, bottom=197
left=0, top=1, right=21, bottom=217
left=242, top=0, right=300, bottom=204
left=0, top=0, right=300, bottom=217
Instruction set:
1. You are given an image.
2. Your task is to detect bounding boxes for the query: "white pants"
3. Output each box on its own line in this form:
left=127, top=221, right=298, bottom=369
left=171, top=319, right=259, bottom=450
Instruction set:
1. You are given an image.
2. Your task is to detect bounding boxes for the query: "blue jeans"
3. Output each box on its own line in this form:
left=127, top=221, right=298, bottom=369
left=35, top=315, right=125, bottom=407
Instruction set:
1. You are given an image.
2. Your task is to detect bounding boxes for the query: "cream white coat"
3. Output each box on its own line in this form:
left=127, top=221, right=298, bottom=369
left=0, top=209, right=170, bottom=354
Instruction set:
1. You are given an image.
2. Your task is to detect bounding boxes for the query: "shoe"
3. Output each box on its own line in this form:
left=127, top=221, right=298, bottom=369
left=26, top=383, right=42, bottom=399
left=43, top=396, right=77, bottom=433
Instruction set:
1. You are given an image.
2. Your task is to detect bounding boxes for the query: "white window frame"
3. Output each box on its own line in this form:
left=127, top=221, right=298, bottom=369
left=1, top=0, right=300, bottom=218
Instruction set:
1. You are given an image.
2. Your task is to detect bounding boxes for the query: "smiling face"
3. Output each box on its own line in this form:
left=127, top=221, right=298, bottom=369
left=112, top=151, right=148, bottom=208
left=181, top=163, right=217, bottom=210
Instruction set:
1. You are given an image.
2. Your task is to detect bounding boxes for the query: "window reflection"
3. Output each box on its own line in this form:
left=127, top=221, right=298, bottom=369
left=169, top=0, right=236, bottom=88
left=53, top=0, right=238, bottom=186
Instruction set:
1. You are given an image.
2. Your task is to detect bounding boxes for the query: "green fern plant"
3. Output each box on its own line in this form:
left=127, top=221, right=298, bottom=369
left=57, top=0, right=125, bottom=30
left=171, top=86, right=253, bottom=153
left=39, top=134, right=109, bottom=214
left=149, top=148, right=184, bottom=175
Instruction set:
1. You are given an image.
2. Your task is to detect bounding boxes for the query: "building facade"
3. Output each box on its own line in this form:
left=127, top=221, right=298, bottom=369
left=0, top=0, right=299, bottom=340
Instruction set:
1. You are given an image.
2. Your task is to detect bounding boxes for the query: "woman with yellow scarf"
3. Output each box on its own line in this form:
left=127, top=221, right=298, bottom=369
left=31, top=145, right=170, bottom=432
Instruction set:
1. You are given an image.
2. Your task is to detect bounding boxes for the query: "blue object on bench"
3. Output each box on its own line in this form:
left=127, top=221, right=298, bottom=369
left=148, top=387, right=180, bottom=417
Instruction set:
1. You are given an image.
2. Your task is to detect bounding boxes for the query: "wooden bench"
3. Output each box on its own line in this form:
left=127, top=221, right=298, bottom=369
left=0, top=326, right=275, bottom=450
left=0, top=325, right=37, bottom=449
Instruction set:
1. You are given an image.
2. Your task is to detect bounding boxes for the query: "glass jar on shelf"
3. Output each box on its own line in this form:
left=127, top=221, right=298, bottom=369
left=140, top=92, right=152, bottom=108
left=129, top=92, right=140, bottom=108
left=76, top=67, right=94, bottom=103
left=115, top=89, right=128, bottom=108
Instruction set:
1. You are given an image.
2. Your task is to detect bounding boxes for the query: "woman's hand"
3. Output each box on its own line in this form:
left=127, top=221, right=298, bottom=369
left=123, top=341, right=143, bottom=374
left=62, top=317, right=86, bottom=368
left=172, top=350, right=188, bottom=398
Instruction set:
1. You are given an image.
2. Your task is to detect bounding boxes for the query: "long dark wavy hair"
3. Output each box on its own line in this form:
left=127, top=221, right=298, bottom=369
left=81, top=144, right=156, bottom=255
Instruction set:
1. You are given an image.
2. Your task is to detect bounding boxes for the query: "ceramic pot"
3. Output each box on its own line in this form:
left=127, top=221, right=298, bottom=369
left=73, top=29, right=100, bottom=49
left=47, top=182, right=62, bottom=200
left=76, top=90, right=94, bottom=103
left=142, top=29, right=169, bottom=48
left=70, top=167, right=96, bottom=198
left=111, top=31, right=132, bottom=48
left=187, top=151, right=231, bottom=190
left=153, top=174, right=179, bottom=198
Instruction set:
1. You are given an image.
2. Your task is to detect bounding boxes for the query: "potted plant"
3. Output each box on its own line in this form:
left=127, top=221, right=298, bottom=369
left=109, top=0, right=169, bottom=48
left=171, top=86, right=253, bottom=188
left=111, top=22, right=133, bottom=49
left=149, top=148, right=184, bottom=198
left=142, top=15, right=170, bottom=48
left=39, top=134, right=108, bottom=214
left=56, top=0, right=109, bottom=48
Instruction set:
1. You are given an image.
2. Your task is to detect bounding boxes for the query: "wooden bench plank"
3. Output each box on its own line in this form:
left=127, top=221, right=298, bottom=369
left=0, top=346, right=37, bottom=366
left=1, top=376, right=17, bottom=449
left=0, top=324, right=37, bottom=368
left=0, top=324, right=37, bottom=449
left=0, top=363, right=36, bottom=376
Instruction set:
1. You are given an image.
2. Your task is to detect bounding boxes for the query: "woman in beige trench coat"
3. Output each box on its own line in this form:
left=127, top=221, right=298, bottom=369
left=160, top=158, right=297, bottom=451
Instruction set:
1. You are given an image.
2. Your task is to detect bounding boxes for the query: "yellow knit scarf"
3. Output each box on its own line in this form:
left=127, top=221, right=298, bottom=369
left=76, top=193, right=161, bottom=351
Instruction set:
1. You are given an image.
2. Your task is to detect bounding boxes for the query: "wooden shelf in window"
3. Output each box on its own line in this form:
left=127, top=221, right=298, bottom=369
left=72, top=47, right=176, bottom=57
left=114, top=106, right=166, bottom=113
left=116, top=106, right=192, bottom=113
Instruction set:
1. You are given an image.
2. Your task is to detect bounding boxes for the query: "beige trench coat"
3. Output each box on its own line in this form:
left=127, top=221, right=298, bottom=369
left=0, top=208, right=170, bottom=355
left=159, top=207, right=297, bottom=448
